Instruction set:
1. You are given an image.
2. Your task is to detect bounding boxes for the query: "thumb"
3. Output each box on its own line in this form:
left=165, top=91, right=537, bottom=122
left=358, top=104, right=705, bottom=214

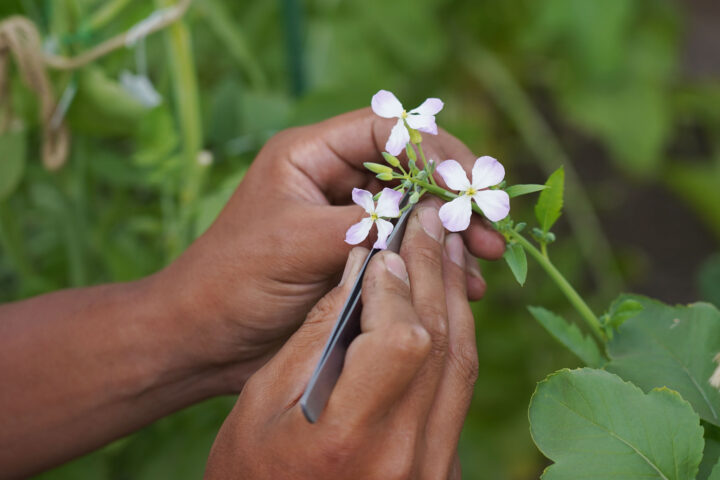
left=269, top=246, right=369, bottom=380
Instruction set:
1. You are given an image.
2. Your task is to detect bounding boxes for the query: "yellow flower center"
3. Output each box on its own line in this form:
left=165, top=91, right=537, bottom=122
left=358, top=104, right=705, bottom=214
left=371, top=213, right=378, bottom=221
left=465, top=187, right=477, bottom=196
left=401, top=110, right=408, bottom=119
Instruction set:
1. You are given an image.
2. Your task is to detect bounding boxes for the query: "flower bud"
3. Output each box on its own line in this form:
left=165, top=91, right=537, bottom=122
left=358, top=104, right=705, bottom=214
left=376, top=172, right=393, bottom=181
left=364, top=162, right=393, bottom=175
left=417, top=170, right=428, bottom=181
left=402, top=179, right=413, bottom=189
left=409, top=128, right=422, bottom=144
left=409, top=191, right=420, bottom=204
left=405, top=145, right=417, bottom=162
left=382, top=152, right=400, bottom=168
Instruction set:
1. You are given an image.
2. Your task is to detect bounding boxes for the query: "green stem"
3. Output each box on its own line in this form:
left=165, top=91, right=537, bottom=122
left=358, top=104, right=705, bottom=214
left=87, top=0, right=133, bottom=31
left=541, top=242, right=548, bottom=258
left=414, top=142, right=437, bottom=186
left=157, top=0, right=205, bottom=257
left=411, top=178, right=605, bottom=341
left=508, top=230, right=604, bottom=341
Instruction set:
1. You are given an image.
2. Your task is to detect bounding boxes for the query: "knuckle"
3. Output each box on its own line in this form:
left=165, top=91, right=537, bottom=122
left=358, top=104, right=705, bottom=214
left=315, top=426, right=361, bottom=469
left=415, top=302, right=449, bottom=347
left=385, top=322, right=432, bottom=360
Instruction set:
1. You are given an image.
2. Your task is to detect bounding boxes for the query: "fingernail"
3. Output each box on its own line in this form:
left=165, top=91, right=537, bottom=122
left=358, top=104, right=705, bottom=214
left=339, top=249, right=364, bottom=286
left=445, top=234, right=465, bottom=268
left=465, top=250, right=484, bottom=280
left=418, top=206, right=443, bottom=243
left=384, top=252, right=409, bottom=285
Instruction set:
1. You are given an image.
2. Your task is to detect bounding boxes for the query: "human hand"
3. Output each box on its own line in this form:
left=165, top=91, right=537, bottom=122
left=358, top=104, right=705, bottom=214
left=204, top=203, right=478, bottom=479
left=161, top=108, right=502, bottom=390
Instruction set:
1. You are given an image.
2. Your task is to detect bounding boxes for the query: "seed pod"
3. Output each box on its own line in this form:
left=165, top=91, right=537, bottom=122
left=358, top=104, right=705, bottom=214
left=405, top=144, right=417, bottom=162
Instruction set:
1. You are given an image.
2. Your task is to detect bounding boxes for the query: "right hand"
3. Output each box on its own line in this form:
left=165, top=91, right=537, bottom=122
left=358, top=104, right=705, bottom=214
left=204, top=203, right=479, bottom=479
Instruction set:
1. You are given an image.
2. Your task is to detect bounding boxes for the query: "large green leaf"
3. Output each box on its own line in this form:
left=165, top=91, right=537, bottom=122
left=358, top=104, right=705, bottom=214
left=534, top=167, right=564, bottom=233
left=528, top=306, right=604, bottom=368
left=606, top=295, right=720, bottom=427
left=0, top=128, right=27, bottom=201
left=530, top=368, right=704, bottom=480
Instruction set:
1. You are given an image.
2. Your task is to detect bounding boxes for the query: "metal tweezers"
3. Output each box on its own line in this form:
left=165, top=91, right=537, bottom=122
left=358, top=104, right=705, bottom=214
left=300, top=192, right=414, bottom=423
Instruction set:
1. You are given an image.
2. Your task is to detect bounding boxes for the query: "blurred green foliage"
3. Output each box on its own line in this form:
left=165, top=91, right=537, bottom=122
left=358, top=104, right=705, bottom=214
left=0, top=0, right=718, bottom=478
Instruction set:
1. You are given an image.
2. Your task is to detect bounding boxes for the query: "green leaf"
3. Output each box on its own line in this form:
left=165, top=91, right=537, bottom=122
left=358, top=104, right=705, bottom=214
left=603, top=297, right=644, bottom=338
left=606, top=295, right=720, bottom=427
left=505, top=184, right=548, bottom=198
left=534, top=167, right=564, bottom=233
left=709, top=459, right=720, bottom=480
left=530, top=368, right=704, bottom=480
left=503, top=243, right=527, bottom=286
left=527, top=306, right=604, bottom=367
left=0, top=128, right=27, bottom=201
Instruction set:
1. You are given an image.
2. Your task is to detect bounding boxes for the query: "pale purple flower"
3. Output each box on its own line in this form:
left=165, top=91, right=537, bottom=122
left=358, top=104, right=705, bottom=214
left=371, top=90, right=443, bottom=156
left=436, top=156, right=510, bottom=231
left=345, top=188, right=403, bottom=249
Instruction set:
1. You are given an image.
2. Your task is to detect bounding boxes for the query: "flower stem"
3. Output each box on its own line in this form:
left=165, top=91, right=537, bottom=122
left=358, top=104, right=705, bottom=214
left=414, top=143, right=437, bottom=186
left=412, top=178, right=605, bottom=342
left=507, top=229, right=605, bottom=341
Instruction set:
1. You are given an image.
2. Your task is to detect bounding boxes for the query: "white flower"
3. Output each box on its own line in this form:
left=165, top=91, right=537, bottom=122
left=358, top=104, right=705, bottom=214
left=436, top=156, right=510, bottom=231
left=345, top=188, right=402, bottom=249
left=371, top=90, right=443, bottom=156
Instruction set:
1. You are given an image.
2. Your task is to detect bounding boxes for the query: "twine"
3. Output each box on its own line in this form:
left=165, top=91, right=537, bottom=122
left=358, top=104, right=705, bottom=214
left=0, top=0, right=192, bottom=171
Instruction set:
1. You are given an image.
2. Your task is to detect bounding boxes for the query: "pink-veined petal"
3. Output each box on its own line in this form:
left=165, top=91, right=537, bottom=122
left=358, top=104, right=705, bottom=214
left=345, top=217, right=374, bottom=245
left=410, top=98, right=444, bottom=116
left=375, top=188, right=402, bottom=218
left=373, top=218, right=394, bottom=250
left=352, top=188, right=375, bottom=214
left=436, top=159, right=471, bottom=192
left=386, top=118, right=410, bottom=156
left=471, top=156, right=505, bottom=190
left=473, top=190, right=510, bottom=222
left=438, top=195, right=472, bottom=232
left=405, top=114, right=438, bottom=135
left=371, top=90, right=404, bottom=118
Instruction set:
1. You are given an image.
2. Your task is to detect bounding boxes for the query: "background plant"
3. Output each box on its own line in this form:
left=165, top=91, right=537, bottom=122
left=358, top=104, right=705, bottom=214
left=1, top=0, right=719, bottom=478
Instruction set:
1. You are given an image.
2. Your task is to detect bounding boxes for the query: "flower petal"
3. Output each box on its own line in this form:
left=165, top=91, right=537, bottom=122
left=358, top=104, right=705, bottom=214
left=436, top=159, right=471, bottom=192
left=373, top=218, right=394, bottom=249
left=375, top=188, right=402, bottom=218
left=473, top=190, right=510, bottom=222
left=345, top=217, right=374, bottom=245
left=471, top=156, right=505, bottom=190
left=410, top=98, right=444, bottom=117
left=386, top=118, right=410, bottom=156
left=371, top=90, right=404, bottom=118
left=438, top=195, right=472, bottom=232
left=405, top=114, right=438, bottom=135
left=352, top=188, right=375, bottom=214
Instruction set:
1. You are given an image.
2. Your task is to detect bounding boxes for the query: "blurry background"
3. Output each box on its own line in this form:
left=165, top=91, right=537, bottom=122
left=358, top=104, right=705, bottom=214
left=1, top=0, right=719, bottom=478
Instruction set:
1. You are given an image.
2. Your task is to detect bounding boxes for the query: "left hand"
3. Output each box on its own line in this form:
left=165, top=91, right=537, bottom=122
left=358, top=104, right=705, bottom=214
left=159, top=108, right=504, bottom=390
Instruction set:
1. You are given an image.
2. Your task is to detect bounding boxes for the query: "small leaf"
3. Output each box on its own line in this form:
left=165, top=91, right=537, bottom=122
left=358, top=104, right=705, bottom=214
left=530, top=368, right=704, bottom=480
left=505, top=184, right=548, bottom=198
left=503, top=243, right=527, bottom=286
left=0, top=128, right=27, bottom=201
left=606, top=294, right=720, bottom=427
left=534, top=167, right=564, bottom=233
left=528, top=306, right=605, bottom=368
left=605, top=297, right=644, bottom=331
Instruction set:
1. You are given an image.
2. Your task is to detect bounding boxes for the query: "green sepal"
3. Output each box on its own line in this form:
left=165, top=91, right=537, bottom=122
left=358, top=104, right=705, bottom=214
left=376, top=172, right=393, bottom=181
